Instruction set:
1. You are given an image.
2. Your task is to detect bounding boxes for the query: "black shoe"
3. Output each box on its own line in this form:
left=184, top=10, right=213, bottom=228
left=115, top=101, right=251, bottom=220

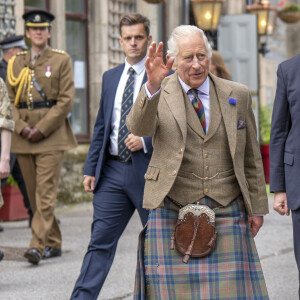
left=0, top=250, right=3, bottom=261
left=24, top=248, right=41, bottom=264
left=43, top=246, right=62, bottom=259
left=0, top=225, right=4, bottom=232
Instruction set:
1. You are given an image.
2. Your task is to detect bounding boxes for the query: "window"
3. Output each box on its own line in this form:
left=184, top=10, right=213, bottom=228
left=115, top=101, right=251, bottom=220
left=24, top=0, right=48, bottom=9
left=66, top=0, right=89, bottom=140
left=108, top=0, right=135, bottom=68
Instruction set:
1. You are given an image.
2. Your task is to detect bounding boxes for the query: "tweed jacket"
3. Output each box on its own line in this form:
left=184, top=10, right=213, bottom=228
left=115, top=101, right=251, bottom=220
left=6, top=47, right=77, bottom=154
left=0, top=77, right=14, bottom=207
left=127, top=72, right=268, bottom=216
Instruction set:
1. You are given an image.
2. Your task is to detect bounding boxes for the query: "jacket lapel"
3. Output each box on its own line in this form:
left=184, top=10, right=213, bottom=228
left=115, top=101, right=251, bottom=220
left=163, top=74, right=187, bottom=143
left=204, top=77, right=222, bottom=141
left=211, top=75, right=237, bottom=158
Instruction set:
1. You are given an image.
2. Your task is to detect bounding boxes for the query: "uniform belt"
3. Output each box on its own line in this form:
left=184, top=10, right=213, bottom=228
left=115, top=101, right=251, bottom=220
left=18, top=100, right=57, bottom=109
left=107, top=153, right=131, bottom=163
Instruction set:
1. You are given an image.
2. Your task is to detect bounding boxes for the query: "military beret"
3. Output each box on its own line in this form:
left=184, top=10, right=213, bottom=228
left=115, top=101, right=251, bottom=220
left=0, top=35, right=27, bottom=50
left=22, top=10, right=55, bottom=27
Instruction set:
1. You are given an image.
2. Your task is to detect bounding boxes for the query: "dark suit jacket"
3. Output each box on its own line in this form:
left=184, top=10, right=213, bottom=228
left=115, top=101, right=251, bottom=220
left=270, top=54, right=300, bottom=210
left=84, top=63, right=153, bottom=192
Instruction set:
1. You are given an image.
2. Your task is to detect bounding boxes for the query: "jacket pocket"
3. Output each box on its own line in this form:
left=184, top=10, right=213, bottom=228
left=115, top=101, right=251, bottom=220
left=144, top=166, right=160, bottom=181
left=284, top=152, right=294, bottom=166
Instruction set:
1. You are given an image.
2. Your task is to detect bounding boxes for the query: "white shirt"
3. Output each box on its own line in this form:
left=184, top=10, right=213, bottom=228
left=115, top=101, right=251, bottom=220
left=109, top=56, right=147, bottom=155
left=145, top=75, right=211, bottom=130
left=178, top=75, right=210, bottom=131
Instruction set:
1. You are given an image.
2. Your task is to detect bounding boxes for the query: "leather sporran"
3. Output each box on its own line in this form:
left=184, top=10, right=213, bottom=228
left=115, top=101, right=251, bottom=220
left=170, top=203, right=217, bottom=264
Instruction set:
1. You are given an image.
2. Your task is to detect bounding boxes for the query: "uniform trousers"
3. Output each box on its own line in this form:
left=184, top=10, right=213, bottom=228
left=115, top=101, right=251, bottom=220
left=292, top=208, right=300, bottom=298
left=17, top=151, right=64, bottom=254
left=70, top=158, right=148, bottom=300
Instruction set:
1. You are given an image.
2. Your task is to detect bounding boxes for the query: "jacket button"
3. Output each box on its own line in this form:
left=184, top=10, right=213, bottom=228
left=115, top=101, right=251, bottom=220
left=171, top=170, right=177, bottom=176
left=205, top=153, right=208, bottom=158
left=205, top=166, right=209, bottom=170
left=205, top=188, right=209, bottom=193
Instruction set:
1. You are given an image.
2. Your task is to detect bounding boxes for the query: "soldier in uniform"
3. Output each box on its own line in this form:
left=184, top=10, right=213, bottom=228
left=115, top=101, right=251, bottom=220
left=0, top=78, right=14, bottom=261
left=0, top=35, right=32, bottom=229
left=6, top=10, right=77, bottom=265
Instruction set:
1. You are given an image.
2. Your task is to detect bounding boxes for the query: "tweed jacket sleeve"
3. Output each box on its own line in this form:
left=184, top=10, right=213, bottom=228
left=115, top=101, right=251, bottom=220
left=0, top=78, right=14, bottom=132
left=126, top=86, right=159, bottom=137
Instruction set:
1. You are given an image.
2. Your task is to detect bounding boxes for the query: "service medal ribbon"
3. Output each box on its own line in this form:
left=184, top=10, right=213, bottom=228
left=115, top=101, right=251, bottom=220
left=45, top=66, right=51, bottom=78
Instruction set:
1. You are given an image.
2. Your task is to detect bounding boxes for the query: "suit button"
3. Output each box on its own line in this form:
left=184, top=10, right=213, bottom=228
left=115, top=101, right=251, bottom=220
left=171, top=170, right=177, bottom=176
left=205, top=153, right=208, bottom=158
left=205, top=188, right=209, bottom=193
left=205, top=166, right=209, bottom=170
left=179, top=148, right=184, bottom=154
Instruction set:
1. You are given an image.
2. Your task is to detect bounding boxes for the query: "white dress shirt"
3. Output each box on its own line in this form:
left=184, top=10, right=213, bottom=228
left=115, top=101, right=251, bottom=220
left=145, top=75, right=210, bottom=130
left=109, top=56, right=147, bottom=155
left=178, top=76, right=210, bottom=131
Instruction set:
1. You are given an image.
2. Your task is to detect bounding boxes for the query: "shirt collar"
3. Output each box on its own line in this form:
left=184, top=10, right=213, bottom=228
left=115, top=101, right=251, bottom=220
left=31, top=46, right=48, bottom=62
left=124, top=55, right=147, bottom=75
left=178, top=75, right=210, bottom=96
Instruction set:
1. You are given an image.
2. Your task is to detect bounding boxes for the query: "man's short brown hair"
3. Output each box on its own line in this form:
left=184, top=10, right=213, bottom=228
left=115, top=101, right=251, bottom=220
left=119, top=13, right=150, bottom=37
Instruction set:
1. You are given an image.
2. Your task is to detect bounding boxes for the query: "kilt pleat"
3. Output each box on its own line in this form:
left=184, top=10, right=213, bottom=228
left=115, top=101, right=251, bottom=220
left=134, top=196, right=269, bottom=300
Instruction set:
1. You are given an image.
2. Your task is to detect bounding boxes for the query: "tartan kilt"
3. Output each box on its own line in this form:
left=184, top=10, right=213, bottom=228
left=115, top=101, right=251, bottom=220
left=134, top=196, right=269, bottom=300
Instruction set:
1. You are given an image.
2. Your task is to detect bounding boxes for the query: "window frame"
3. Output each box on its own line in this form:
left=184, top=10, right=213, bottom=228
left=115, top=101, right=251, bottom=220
left=66, top=1, right=90, bottom=143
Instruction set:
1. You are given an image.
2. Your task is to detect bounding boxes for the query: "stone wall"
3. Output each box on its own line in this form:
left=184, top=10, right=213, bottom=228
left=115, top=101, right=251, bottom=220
left=57, top=145, right=92, bottom=205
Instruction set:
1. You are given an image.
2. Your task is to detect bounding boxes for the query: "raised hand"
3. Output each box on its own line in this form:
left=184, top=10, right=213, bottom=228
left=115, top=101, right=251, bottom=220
left=145, top=42, right=174, bottom=95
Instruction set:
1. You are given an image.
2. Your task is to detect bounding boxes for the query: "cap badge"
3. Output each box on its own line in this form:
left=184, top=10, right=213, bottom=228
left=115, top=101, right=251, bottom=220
left=34, top=14, right=41, bottom=22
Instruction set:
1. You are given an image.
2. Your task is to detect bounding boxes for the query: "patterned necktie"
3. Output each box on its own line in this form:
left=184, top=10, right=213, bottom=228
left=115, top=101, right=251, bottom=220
left=189, top=88, right=206, bottom=133
left=118, top=67, right=135, bottom=161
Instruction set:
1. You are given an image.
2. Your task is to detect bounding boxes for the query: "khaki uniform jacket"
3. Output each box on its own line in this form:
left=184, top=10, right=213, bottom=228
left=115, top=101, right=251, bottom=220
left=0, top=77, right=14, bottom=207
left=6, top=47, right=77, bottom=154
left=127, top=73, right=268, bottom=216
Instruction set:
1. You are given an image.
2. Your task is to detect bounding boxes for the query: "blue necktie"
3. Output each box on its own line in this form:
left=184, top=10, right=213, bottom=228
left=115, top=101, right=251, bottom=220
left=118, top=67, right=135, bottom=161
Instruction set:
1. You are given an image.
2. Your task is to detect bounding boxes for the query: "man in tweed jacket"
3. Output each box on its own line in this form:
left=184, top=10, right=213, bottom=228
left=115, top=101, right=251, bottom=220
left=127, top=25, right=269, bottom=299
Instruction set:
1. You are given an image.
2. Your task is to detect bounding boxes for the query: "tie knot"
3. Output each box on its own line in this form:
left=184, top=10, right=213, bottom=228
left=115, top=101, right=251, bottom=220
left=128, top=67, right=135, bottom=75
left=189, top=89, right=198, bottom=97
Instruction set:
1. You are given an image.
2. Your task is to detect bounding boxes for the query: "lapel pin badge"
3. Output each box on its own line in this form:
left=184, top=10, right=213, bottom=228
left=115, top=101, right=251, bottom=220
left=229, top=98, right=236, bottom=105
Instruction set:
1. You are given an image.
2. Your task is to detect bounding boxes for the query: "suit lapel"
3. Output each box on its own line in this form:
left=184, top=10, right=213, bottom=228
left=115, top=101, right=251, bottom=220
left=163, top=74, right=187, bottom=143
left=105, top=64, right=124, bottom=129
left=204, top=77, right=222, bottom=141
left=211, top=75, right=237, bottom=158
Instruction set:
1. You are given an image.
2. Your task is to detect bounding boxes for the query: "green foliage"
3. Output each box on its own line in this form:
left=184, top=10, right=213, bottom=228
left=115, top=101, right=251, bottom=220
left=259, top=104, right=273, bottom=145
left=282, top=4, right=300, bottom=12
left=5, top=174, right=18, bottom=188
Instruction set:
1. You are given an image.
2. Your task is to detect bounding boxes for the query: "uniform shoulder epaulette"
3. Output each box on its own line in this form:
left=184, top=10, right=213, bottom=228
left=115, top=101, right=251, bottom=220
left=16, top=51, right=28, bottom=56
left=52, top=49, right=67, bottom=55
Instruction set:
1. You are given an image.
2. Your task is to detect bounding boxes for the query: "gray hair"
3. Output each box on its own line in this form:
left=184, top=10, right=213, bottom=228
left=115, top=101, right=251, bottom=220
left=167, top=25, right=212, bottom=60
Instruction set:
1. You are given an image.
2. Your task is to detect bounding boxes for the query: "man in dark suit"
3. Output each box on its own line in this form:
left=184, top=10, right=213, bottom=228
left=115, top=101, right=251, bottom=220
left=70, top=13, right=153, bottom=299
left=270, top=54, right=300, bottom=297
